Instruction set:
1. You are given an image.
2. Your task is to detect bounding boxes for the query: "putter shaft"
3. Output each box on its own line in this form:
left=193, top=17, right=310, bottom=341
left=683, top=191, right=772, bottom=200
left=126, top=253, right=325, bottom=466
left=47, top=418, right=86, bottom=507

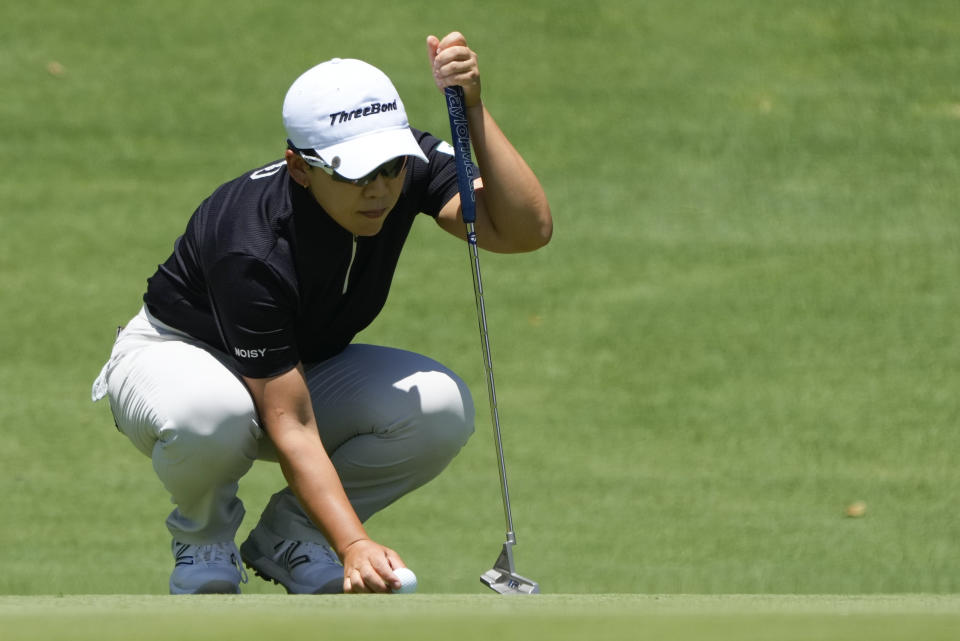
left=466, top=222, right=515, bottom=538
left=467, top=225, right=540, bottom=595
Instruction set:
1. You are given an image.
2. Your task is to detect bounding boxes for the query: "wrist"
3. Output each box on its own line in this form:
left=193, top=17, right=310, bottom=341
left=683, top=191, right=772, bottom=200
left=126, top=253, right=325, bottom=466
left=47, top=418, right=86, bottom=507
left=337, top=537, right=371, bottom=559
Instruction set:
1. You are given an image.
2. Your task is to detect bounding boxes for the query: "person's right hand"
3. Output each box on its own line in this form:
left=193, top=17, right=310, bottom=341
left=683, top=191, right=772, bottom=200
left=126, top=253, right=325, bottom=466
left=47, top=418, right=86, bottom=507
left=340, top=538, right=406, bottom=593
left=426, top=31, right=482, bottom=108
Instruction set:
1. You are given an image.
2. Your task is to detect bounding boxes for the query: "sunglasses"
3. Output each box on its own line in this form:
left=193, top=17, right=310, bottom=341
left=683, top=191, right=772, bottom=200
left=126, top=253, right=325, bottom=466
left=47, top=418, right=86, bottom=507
left=289, top=140, right=407, bottom=187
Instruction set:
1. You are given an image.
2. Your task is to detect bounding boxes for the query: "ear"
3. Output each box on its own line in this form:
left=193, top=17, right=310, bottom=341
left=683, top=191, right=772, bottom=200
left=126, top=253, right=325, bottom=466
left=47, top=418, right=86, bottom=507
left=285, top=149, right=311, bottom=188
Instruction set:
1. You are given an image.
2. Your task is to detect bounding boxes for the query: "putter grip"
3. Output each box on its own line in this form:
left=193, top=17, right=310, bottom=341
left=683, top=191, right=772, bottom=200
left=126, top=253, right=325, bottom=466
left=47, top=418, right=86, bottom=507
left=444, top=85, right=477, bottom=224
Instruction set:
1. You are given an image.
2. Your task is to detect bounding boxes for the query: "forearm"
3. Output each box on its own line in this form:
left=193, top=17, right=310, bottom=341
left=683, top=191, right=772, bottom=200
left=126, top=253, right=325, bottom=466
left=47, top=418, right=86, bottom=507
left=245, top=367, right=370, bottom=560
left=271, top=419, right=369, bottom=558
left=246, top=364, right=405, bottom=593
left=467, top=102, right=552, bottom=252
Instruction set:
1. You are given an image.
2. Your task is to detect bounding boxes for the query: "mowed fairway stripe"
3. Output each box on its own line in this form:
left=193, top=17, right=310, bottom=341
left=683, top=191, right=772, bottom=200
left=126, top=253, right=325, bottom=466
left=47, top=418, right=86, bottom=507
left=1, top=595, right=958, bottom=641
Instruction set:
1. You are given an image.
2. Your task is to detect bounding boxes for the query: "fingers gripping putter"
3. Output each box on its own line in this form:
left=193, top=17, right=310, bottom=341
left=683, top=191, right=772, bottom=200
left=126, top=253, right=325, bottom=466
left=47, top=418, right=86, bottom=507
left=444, top=86, right=540, bottom=595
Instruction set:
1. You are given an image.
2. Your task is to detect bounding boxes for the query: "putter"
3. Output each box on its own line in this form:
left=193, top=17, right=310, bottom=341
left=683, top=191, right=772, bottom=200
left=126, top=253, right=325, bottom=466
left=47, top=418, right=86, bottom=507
left=444, top=86, right=540, bottom=595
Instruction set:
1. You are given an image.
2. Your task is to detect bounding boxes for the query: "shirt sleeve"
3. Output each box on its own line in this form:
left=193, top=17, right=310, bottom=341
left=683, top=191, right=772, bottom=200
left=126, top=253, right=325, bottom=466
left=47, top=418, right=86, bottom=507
left=206, top=253, right=300, bottom=378
left=411, top=131, right=471, bottom=218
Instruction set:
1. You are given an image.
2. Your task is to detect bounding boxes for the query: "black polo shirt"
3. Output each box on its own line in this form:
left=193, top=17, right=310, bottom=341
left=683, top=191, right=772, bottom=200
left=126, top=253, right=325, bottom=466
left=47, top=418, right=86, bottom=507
left=144, top=129, right=461, bottom=378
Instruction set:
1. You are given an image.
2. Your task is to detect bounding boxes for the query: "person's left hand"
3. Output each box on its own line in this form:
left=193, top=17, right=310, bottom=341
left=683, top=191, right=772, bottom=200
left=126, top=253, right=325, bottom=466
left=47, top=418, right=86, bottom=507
left=426, top=31, right=481, bottom=108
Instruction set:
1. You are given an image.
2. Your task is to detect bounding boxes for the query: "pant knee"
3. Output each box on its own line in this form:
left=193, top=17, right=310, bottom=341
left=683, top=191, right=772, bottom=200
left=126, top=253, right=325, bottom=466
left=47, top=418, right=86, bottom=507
left=154, top=400, right=260, bottom=484
left=407, top=370, right=475, bottom=460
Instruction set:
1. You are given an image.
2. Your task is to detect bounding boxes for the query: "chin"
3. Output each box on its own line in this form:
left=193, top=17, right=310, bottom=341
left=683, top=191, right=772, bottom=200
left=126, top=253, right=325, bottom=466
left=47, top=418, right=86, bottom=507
left=355, top=222, right=386, bottom=237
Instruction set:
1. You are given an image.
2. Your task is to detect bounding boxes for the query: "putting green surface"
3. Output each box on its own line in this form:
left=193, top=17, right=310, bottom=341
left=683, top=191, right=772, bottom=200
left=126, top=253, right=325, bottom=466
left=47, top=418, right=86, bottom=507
left=2, top=595, right=958, bottom=641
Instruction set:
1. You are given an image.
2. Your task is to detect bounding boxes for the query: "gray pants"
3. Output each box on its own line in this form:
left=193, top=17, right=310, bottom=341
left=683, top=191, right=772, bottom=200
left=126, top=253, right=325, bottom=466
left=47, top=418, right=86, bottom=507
left=92, top=307, right=474, bottom=545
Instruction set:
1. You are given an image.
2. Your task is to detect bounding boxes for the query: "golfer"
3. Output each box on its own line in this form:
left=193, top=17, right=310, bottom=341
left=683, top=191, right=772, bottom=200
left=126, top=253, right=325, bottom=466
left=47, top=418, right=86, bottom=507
left=91, top=32, right=551, bottom=595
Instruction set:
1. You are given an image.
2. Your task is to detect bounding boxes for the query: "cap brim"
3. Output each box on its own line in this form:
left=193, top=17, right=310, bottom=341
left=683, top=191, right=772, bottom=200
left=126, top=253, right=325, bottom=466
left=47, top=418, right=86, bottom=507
left=311, top=126, right=428, bottom=179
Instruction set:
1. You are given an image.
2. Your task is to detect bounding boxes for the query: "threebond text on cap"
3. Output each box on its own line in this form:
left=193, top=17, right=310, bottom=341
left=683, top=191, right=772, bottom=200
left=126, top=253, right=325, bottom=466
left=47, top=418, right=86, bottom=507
left=282, top=58, right=428, bottom=180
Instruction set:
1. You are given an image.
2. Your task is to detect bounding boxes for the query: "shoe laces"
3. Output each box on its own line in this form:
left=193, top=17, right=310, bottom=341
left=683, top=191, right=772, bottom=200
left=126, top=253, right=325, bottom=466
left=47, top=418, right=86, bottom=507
left=188, top=542, right=249, bottom=584
left=304, top=541, right=340, bottom=566
left=276, top=539, right=341, bottom=568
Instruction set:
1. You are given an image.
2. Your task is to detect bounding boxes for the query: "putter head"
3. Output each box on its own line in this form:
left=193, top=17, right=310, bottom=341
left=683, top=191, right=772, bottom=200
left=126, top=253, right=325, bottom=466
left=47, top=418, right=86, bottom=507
left=480, top=541, right=540, bottom=594
left=481, top=567, right=540, bottom=594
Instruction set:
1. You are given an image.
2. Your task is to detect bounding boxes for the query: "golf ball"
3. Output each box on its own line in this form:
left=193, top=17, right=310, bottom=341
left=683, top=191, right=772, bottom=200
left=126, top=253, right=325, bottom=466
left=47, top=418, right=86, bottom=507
left=392, top=567, right=417, bottom=594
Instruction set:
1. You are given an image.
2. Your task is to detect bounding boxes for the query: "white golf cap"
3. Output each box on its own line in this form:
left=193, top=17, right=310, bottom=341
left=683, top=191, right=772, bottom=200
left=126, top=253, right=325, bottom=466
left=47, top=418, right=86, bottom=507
left=282, top=58, right=428, bottom=179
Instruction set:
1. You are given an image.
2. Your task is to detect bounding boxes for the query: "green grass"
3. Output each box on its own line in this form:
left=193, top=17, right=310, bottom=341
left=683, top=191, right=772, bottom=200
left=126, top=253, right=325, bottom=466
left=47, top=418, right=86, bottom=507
left=2, top=595, right=959, bottom=641
left=1, top=0, right=958, bottom=608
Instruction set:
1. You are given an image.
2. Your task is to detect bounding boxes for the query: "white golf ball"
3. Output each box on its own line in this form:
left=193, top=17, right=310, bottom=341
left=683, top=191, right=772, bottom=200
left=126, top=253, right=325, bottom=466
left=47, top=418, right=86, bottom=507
left=392, top=567, right=417, bottom=594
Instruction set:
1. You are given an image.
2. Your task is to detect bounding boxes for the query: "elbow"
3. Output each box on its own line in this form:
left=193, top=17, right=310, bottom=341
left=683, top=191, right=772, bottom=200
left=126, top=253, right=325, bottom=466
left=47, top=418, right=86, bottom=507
left=525, top=203, right=553, bottom=251
left=487, top=201, right=553, bottom=253
left=507, top=196, right=552, bottom=253
left=538, top=207, right=554, bottom=248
